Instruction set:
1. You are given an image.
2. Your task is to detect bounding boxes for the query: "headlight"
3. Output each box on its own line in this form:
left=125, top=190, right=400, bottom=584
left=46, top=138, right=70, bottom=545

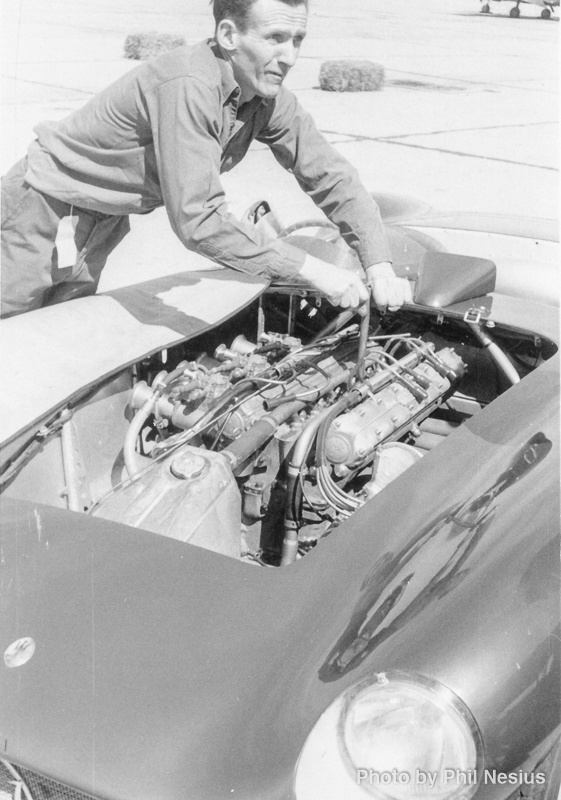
left=295, top=671, right=483, bottom=800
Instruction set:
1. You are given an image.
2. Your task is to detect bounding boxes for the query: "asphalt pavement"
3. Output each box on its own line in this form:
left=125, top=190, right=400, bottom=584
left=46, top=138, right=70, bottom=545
left=1, top=0, right=558, bottom=289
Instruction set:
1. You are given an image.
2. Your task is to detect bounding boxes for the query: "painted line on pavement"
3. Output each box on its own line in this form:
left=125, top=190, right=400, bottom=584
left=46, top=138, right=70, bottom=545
left=322, top=129, right=558, bottom=171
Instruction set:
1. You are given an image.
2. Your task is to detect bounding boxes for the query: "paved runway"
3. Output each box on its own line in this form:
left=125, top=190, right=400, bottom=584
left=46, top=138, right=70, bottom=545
left=2, top=0, right=558, bottom=287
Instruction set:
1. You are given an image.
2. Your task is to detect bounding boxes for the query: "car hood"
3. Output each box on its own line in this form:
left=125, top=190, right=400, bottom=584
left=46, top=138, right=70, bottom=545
left=1, top=353, right=559, bottom=800
left=0, top=270, right=268, bottom=449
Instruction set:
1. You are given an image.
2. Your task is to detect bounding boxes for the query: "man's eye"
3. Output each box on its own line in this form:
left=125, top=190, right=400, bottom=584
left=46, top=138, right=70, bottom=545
left=293, top=36, right=304, bottom=47
left=268, top=34, right=284, bottom=43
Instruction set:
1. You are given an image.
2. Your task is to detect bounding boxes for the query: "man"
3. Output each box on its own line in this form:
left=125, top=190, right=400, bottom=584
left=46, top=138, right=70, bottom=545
left=1, top=0, right=410, bottom=319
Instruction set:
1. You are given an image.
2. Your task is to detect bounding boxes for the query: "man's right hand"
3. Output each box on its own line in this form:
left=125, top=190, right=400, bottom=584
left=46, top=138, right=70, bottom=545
left=299, top=255, right=370, bottom=314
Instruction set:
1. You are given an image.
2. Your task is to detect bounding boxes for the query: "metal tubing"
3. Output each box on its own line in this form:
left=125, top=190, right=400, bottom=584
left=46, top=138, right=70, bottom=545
left=310, top=308, right=355, bottom=345
left=357, top=299, right=371, bottom=381
left=60, top=419, right=81, bottom=512
left=257, top=296, right=265, bottom=341
left=468, top=322, right=520, bottom=385
left=280, top=406, right=338, bottom=565
left=289, top=407, right=337, bottom=479
left=288, top=293, right=296, bottom=336
left=124, top=397, right=157, bottom=477
left=279, top=522, right=300, bottom=566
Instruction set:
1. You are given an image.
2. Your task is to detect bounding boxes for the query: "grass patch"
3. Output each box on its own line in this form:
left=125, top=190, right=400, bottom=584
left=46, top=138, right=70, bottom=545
left=319, top=60, right=384, bottom=92
left=124, top=32, right=186, bottom=60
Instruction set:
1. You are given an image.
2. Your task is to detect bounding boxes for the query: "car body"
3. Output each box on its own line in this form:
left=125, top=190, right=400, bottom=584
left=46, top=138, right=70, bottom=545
left=0, top=194, right=559, bottom=800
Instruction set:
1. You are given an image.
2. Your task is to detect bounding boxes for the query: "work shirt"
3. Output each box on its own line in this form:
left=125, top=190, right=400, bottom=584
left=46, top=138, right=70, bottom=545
left=25, top=40, right=392, bottom=280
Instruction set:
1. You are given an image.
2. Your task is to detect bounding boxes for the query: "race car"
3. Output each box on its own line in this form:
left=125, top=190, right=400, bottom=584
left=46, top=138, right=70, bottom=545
left=1, top=194, right=559, bottom=800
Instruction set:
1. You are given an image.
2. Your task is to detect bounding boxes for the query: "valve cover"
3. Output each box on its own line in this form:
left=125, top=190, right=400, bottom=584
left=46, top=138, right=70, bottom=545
left=325, top=346, right=465, bottom=467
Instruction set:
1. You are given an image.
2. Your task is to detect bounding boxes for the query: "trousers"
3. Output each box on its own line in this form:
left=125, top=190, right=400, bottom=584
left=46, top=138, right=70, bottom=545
left=1, top=158, right=130, bottom=318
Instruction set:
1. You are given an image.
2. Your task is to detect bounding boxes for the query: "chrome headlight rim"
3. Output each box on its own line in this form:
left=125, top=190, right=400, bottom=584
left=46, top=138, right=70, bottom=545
left=337, top=670, right=485, bottom=790
left=295, top=669, right=485, bottom=800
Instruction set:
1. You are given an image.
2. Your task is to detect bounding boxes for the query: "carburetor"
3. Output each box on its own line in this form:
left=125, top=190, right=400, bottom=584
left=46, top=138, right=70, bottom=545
left=129, top=334, right=290, bottom=432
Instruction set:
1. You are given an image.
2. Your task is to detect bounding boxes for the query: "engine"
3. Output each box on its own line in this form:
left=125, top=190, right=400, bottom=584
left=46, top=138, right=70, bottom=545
left=92, top=317, right=466, bottom=566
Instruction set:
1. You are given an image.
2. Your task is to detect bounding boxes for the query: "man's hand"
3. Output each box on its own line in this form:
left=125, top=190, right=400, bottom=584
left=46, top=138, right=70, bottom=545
left=299, top=255, right=370, bottom=314
left=365, top=262, right=413, bottom=312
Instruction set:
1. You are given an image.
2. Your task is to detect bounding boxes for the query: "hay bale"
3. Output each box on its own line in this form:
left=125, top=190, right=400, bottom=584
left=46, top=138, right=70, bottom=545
left=319, top=60, right=385, bottom=92
left=124, top=32, right=186, bottom=60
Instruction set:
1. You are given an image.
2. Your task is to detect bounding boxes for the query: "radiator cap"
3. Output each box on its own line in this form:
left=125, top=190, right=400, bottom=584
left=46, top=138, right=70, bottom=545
left=170, top=452, right=208, bottom=481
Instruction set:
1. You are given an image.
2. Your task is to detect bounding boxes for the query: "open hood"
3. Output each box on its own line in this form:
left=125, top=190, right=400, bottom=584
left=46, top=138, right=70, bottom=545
left=0, top=270, right=267, bottom=448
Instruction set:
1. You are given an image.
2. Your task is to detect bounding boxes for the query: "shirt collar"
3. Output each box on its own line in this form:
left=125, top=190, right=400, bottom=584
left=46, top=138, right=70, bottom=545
left=207, top=39, right=240, bottom=103
left=206, top=38, right=273, bottom=109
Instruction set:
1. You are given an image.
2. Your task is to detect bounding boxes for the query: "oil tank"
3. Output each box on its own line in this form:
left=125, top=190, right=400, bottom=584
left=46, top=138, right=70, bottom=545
left=93, top=446, right=241, bottom=558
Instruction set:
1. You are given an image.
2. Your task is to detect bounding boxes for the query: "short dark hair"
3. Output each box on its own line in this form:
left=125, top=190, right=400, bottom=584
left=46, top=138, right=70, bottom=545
left=211, top=0, right=308, bottom=32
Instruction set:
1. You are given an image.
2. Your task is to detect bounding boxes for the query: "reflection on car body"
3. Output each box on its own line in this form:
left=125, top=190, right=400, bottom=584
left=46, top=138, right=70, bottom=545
left=320, top=432, right=553, bottom=680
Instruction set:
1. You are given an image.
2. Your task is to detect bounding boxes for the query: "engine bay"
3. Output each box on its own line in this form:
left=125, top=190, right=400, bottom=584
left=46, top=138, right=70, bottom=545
left=1, top=289, right=553, bottom=566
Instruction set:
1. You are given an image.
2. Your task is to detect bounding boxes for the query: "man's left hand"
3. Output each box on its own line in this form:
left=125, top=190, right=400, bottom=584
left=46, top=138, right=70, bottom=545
left=365, top=262, right=413, bottom=312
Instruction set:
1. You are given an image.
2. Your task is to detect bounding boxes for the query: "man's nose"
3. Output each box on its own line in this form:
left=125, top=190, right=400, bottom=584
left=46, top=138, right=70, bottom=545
left=277, top=40, right=299, bottom=68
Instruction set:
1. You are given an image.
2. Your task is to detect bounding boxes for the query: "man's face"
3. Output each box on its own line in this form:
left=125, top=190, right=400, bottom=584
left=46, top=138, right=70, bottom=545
left=229, top=0, right=308, bottom=103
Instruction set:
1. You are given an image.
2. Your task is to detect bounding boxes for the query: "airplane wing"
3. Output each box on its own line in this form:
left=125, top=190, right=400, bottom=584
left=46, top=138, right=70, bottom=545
left=481, top=0, right=558, bottom=14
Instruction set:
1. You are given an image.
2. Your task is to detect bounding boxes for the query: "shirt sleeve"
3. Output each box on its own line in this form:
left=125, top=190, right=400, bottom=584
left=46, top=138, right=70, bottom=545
left=144, top=76, right=306, bottom=280
left=256, top=88, right=392, bottom=268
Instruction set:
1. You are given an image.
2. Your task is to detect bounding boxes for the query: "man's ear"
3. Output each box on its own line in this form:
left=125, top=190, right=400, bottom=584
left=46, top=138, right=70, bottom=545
left=216, top=18, right=239, bottom=52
